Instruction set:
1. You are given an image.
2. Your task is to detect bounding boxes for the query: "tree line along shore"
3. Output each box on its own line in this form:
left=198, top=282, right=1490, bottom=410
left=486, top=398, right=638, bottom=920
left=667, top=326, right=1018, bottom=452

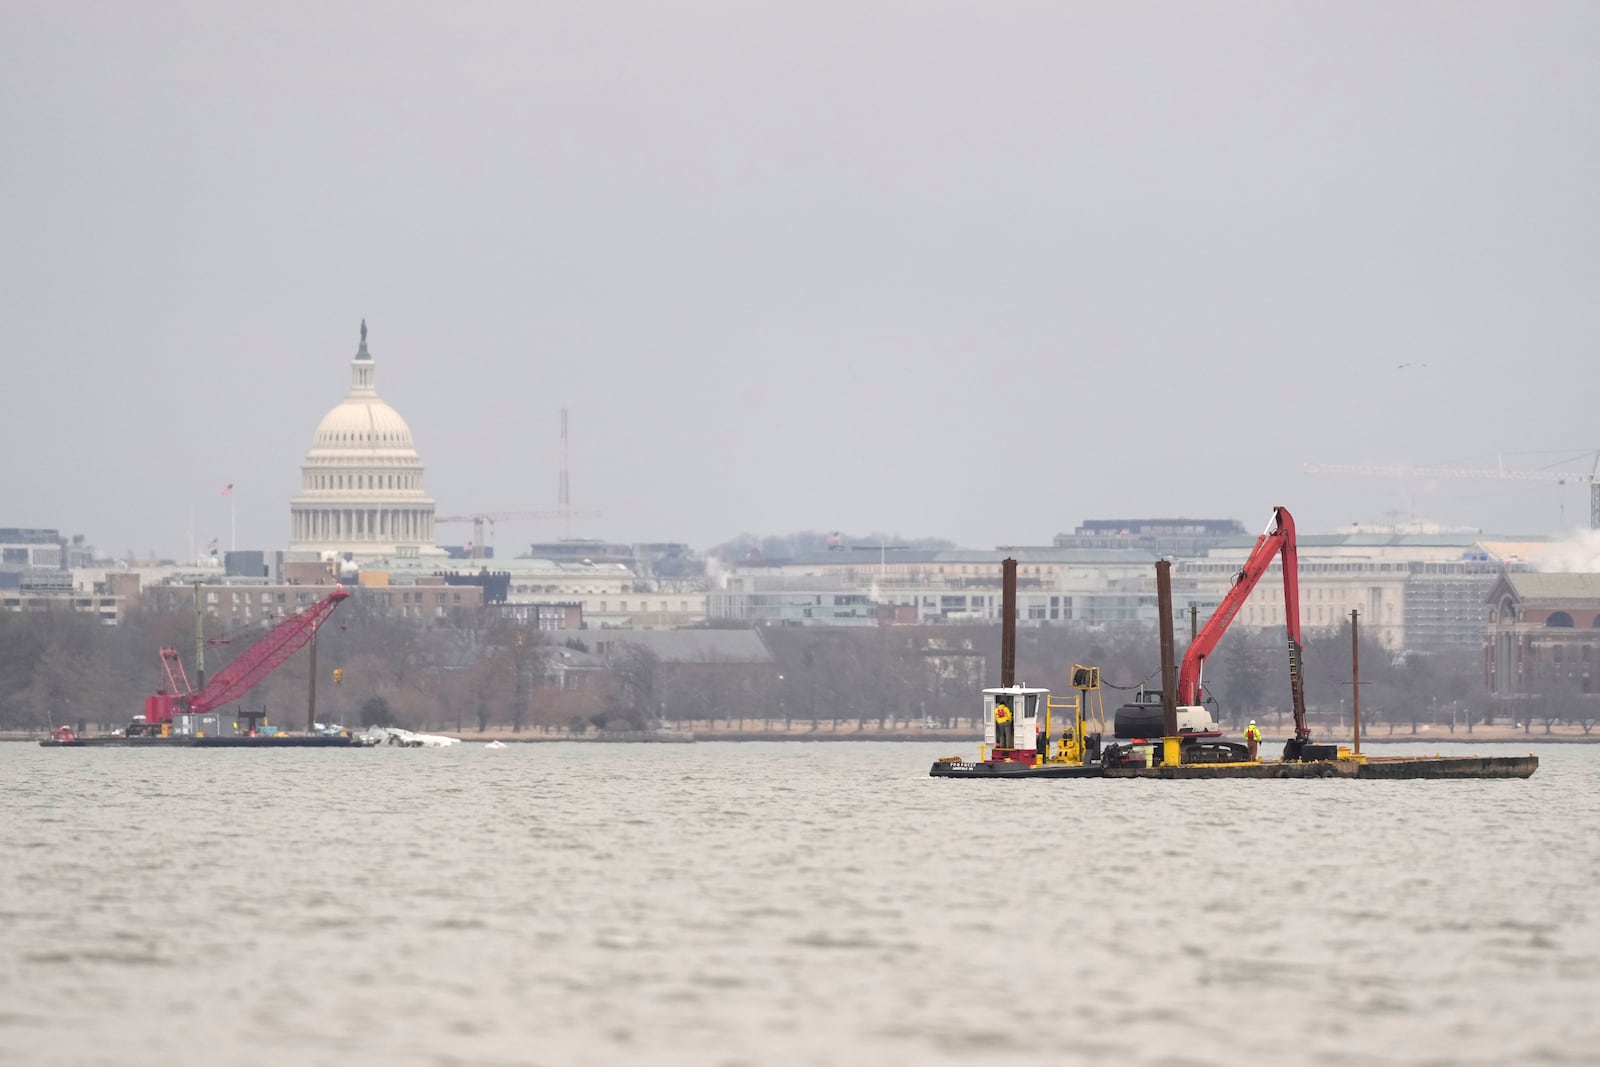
left=4, top=593, right=1595, bottom=739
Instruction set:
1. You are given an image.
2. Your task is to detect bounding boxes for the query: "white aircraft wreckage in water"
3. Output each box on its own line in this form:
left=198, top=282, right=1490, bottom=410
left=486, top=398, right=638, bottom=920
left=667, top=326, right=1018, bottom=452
left=363, top=726, right=462, bottom=748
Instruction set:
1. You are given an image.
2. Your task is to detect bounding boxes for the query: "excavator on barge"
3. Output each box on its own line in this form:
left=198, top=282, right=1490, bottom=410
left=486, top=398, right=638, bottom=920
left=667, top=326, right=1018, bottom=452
left=932, top=505, right=1325, bottom=778
left=1100, top=504, right=1337, bottom=767
left=931, top=505, right=1537, bottom=780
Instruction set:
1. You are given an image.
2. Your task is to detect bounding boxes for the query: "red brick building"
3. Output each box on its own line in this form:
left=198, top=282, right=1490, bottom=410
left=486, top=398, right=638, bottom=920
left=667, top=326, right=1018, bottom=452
left=1486, top=573, right=1600, bottom=699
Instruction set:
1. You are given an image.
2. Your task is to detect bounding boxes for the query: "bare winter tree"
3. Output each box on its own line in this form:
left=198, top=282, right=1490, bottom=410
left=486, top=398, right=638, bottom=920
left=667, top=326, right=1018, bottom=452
left=606, top=644, right=660, bottom=730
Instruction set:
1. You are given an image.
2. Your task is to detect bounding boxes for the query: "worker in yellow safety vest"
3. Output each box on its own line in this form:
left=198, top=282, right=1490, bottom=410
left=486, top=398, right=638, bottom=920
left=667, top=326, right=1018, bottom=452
left=1244, top=720, right=1262, bottom=761
left=994, top=702, right=1014, bottom=751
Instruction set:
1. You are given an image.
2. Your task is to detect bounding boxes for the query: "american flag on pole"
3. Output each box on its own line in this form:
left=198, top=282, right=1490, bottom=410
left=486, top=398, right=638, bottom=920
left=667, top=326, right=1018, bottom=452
left=220, top=483, right=234, bottom=496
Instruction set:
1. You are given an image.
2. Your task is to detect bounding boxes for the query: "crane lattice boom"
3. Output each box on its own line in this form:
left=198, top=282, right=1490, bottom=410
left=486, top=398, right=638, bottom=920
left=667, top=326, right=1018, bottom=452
left=1305, top=451, right=1600, bottom=529
left=187, top=587, right=350, bottom=714
left=435, top=510, right=572, bottom=523
left=159, top=647, right=193, bottom=697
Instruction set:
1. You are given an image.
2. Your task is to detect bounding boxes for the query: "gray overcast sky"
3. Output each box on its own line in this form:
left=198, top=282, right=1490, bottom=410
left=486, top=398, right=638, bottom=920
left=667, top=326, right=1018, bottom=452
left=4, top=1, right=1599, bottom=558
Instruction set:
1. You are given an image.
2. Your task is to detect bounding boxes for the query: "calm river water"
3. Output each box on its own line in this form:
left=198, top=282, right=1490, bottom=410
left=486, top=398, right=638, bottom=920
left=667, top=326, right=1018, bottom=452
left=2, top=740, right=1597, bottom=1067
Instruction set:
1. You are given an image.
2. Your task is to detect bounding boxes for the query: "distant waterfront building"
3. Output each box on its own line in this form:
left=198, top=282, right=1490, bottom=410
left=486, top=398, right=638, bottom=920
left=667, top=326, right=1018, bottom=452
left=522, top=540, right=705, bottom=583
left=338, top=554, right=707, bottom=630
left=0, top=528, right=65, bottom=591
left=0, top=529, right=122, bottom=621
left=1485, top=573, right=1600, bottom=702
left=497, top=557, right=704, bottom=629
left=141, top=573, right=483, bottom=626
left=1, top=585, right=125, bottom=625
left=1181, top=531, right=1544, bottom=652
left=712, top=547, right=1161, bottom=627
left=287, top=323, right=445, bottom=562
left=708, top=578, right=880, bottom=627
left=0, top=529, right=99, bottom=590
left=1054, top=518, right=1248, bottom=557
left=709, top=534, right=1548, bottom=648
left=525, top=540, right=635, bottom=565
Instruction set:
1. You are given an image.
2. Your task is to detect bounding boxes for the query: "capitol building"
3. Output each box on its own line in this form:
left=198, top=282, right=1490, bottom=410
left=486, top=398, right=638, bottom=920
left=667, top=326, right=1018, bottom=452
left=287, top=323, right=445, bottom=561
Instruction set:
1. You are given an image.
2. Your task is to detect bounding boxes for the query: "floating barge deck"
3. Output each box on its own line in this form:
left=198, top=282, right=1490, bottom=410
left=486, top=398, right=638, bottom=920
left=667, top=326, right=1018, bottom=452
left=931, top=533, right=1542, bottom=785
left=930, top=753, right=1538, bottom=780
left=40, top=734, right=366, bottom=749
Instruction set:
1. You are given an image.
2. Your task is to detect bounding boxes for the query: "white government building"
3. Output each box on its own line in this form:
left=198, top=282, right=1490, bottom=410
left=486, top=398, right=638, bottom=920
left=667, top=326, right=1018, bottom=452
left=274, top=324, right=706, bottom=629
left=287, top=322, right=445, bottom=562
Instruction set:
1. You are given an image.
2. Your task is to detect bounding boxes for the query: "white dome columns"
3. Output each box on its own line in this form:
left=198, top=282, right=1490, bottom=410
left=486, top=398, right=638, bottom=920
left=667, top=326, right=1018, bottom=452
left=290, top=506, right=434, bottom=546
left=287, top=324, right=445, bottom=561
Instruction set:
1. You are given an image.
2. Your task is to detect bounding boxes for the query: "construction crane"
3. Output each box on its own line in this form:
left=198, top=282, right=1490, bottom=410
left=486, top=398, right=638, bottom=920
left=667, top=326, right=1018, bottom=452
left=1303, top=450, right=1600, bottom=529
left=435, top=510, right=603, bottom=561
left=134, top=586, right=351, bottom=736
left=438, top=407, right=604, bottom=560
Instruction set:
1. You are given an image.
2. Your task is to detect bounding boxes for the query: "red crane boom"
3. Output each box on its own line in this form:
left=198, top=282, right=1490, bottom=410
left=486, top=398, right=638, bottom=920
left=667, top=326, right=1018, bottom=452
left=1176, top=506, right=1309, bottom=743
left=142, top=586, right=350, bottom=727
left=189, top=587, right=351, bottom=713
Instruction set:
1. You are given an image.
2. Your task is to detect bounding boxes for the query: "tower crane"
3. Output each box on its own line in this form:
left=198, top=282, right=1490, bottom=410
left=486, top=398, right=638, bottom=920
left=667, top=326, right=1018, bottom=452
left=436, top=510, right=602, bottom=561
left=1303, top=450, right=1600, bottom=529
left=438, top=408, right=603, bottom=560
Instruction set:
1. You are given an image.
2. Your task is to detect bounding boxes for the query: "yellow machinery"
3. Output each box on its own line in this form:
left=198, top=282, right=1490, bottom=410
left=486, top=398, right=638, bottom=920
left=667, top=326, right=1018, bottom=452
left=934, top=664, right=1112, bottom=777
left=1039, top=665, right=1105, bottom=767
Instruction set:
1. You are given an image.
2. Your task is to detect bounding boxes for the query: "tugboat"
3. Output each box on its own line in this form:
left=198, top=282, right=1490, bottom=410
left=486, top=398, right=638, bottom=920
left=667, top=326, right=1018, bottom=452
left=930, top=667, right=1109, bottom=778
left=929, top=555, right=1113, bottom=778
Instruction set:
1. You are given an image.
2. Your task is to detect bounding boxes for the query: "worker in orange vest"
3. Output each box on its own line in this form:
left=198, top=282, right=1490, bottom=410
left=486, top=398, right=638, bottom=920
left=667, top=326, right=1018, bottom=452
left=1245, top=720, right=1263, bottom=761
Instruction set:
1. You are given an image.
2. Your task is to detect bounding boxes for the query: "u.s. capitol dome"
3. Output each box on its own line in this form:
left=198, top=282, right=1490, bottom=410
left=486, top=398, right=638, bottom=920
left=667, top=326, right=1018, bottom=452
left=288, top=323, right=445, bottom=560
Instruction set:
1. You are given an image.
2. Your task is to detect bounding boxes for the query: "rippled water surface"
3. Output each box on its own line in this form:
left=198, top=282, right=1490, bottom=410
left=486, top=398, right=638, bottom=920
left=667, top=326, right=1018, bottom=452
left=2, top=741, right=1598, bottom=1066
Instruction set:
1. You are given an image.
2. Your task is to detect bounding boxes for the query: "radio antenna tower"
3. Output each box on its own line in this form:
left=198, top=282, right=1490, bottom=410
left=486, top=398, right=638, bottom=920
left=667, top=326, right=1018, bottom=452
left=559, top=406, right=572, bottom=539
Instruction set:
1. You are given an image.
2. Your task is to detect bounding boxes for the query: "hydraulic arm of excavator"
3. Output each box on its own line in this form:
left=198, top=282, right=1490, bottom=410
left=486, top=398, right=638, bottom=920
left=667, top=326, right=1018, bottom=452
left=1176, top=506, right=1309, bottom=742
left=187, top=586, right=350, bottom=714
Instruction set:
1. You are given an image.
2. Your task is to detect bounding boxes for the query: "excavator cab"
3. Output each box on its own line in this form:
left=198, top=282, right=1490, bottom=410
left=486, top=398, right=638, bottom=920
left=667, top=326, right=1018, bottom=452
left=1111, top=690, right=1222, bottom=739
